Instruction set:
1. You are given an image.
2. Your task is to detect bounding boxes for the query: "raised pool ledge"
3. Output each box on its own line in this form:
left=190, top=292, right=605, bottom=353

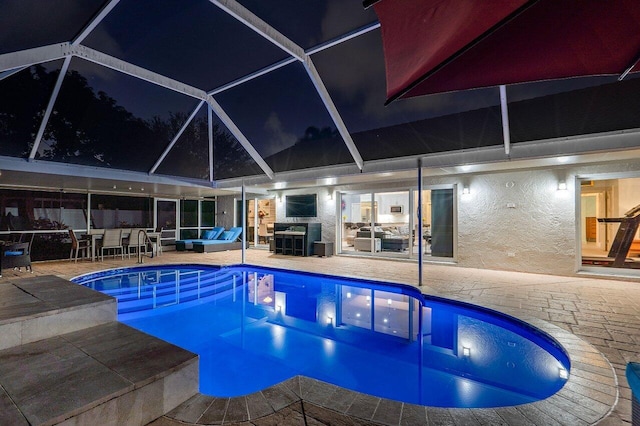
left=0, top=275, right=116, bottom=350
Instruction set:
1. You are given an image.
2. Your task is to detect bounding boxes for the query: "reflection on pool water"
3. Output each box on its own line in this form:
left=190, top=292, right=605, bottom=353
left=73, top=264, right=570, bottom=408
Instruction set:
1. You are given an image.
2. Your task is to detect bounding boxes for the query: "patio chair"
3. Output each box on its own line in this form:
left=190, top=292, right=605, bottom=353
left=150, top=227, right=163, bottom=256
left=69, top=229, right=90, bottom=262
left=100, top=228, right=124, bottom=261
left=126, top=228, right=148, bottom=258
left=2, top=233, right=34, bottom=272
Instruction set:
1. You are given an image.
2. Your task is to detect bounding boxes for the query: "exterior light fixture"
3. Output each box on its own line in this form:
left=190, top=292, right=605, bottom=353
left=558, top=181, right=567, bottom=191
left=387, top=298, right=392, bottom=305
left=462, top=346, right=471, bottom=357
left=559, top=367, right=569, bottom=379
left=276, top=304, right=282, bottom=312
left=326, top=316, right=333, bottom=325
left=462, top=186, right=470, bottom=195
left=346, top=292, right=352, bottom=298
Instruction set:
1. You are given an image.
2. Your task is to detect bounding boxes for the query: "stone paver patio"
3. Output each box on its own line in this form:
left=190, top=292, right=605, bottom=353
left=1, top=248, right=638, bottom=425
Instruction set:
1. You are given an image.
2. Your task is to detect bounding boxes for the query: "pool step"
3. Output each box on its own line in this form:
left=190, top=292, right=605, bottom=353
left=0, top=276, right=199, bottom=425
left=109, top=273, right=243, bottom=315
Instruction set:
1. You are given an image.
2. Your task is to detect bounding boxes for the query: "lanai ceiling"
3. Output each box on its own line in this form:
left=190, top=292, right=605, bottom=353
left=1, top=0, right=639, bottom=197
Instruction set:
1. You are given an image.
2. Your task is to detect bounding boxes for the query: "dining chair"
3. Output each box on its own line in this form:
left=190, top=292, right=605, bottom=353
left=127, top=228, right=148, bottom=258
left=100, top=228, right=124, bottom=261
left=69, top=229, right=90, bottom=262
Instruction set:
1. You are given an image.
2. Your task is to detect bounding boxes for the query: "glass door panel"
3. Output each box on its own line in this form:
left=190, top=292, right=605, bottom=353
left=155, top=199, right=177, bottom=250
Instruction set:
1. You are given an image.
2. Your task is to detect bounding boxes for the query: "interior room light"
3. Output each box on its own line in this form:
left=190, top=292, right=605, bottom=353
left=263, top=296, right=273, bottom=304
left=462, top=186, right=470, bottom=195
left=462, top=346, right=471, bottom=357
left=557, top=181, right=567, bottom=191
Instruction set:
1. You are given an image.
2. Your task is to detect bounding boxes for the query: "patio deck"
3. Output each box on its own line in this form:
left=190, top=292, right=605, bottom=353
left=0, top=248, right=637, bottom=425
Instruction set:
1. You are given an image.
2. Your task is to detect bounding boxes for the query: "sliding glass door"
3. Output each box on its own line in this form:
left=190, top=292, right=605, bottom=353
left=339, top=187, right=454, bottom=261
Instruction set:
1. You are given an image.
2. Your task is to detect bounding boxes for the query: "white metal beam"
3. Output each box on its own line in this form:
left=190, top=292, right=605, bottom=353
left=0, top=67, right=26, bottom=81
left=303, top=58, right=364, bottom=169
left=29, top=56, right=72, bottom=159
left=206, top=94, right=275, bottom=179
left=306, top=22, right=381, bottom=55
left=0, top=155, right=215, bottom=188
left=72, top=45, right=209, bottom=100
left=208, top=0, right=364, bottom=170
left=210, top=23, right=380, bottom=96
left=150, top=100, right=205, bottom=174
left=209, top=57, right=296, bottom=95
left=72, top=0, right=122, bottom=46
left=0, top=43, right=69, bottom=72
left=208, top=0, right=305, bottom=60
left=208, top=104, right=214, bottom=182
left=499, top=85, right=511, bottom=156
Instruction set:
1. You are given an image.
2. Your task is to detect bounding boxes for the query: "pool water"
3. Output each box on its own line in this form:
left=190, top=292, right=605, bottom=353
left=73, top=264, right=570, bottom=408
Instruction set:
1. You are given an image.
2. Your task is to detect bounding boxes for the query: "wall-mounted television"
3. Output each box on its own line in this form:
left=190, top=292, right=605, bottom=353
left=286, top=194, right=317, bottom=218
left=390, top=205, right=403, bottom=214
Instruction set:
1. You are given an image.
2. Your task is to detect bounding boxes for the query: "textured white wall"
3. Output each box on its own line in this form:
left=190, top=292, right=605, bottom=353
left=456, top=169, right=576, bottom=275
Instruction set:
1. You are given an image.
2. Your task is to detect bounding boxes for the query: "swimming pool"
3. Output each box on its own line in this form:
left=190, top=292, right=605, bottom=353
left=73, top=264, right=570, bottom=408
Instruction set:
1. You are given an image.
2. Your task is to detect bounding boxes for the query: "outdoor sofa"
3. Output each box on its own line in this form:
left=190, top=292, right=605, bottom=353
left=193, top=227, right=244, bottom=253
left=175, top=227, right=225, bottom=251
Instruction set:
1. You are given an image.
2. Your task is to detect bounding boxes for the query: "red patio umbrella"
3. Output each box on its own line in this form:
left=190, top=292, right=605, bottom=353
left=371, top=0, right=640, bottom=104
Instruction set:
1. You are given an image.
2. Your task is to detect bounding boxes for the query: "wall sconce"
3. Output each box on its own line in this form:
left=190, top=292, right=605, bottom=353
left=462, top=346, right=471, bottom=357
left=327, top=191, right=333, bottom=200
left=276, top=304, right=282, bottom=312
left=557, top=181, right=567, bottom=191
left=326, top=315, right=333, bottom=325
left=462, top=186, right=470, bottom=195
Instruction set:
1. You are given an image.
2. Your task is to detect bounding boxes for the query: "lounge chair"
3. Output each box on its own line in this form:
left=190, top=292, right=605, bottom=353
left=192, top=227, right=244, bottom=253
left=175, top=227, right=224, bottom=251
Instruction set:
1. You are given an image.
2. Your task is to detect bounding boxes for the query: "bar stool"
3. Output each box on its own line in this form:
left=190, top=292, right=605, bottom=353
left=283, top=235, right=293, bottom=255
left=293, top=234, right=305, bottom=256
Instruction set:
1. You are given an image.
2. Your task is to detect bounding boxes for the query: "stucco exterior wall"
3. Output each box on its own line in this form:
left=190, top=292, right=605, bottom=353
left=455, top=169, right=576, bottom=275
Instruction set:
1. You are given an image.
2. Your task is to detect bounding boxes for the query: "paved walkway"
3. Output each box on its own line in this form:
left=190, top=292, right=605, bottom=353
left=2, top=248, right=638, bottom=425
